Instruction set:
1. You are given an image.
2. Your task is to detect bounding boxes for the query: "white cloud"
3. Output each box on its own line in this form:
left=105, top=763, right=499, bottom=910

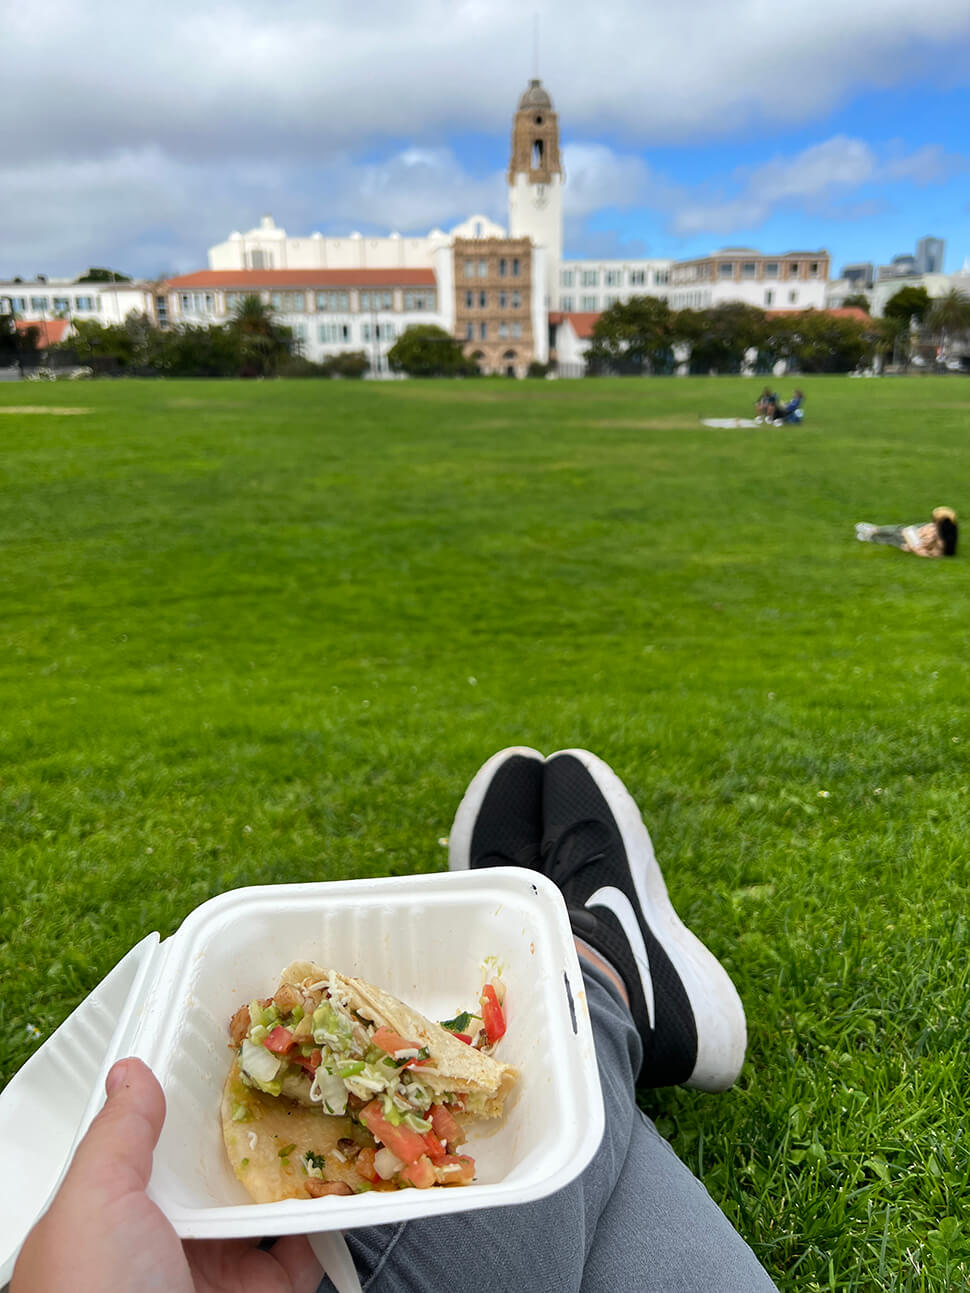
left=666, top=136, right=965, bottom=236
left=3, top=0, right=970, bottom=167
left=3, top=0, right=970, bottom=271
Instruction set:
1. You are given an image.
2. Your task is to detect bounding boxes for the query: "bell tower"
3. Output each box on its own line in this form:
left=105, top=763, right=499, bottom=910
left=508, top=78, right=564, bottom=307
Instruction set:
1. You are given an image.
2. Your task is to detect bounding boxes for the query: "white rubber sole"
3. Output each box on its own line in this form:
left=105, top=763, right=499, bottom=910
left=448, top=746, right=545, bottom=872
left=547, top=748, right=748, bottom=1092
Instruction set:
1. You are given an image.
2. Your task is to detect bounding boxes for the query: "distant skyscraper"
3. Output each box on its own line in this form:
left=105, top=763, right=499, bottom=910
left=916, top=237, right=945, bottom=274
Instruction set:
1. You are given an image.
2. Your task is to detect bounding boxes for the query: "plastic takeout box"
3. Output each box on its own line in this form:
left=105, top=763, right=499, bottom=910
left=0, top=868, right=604, bottom=1275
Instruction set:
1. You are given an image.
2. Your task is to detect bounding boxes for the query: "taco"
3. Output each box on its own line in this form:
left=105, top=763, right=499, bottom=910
left=222, top=962, right=517, bottom=1201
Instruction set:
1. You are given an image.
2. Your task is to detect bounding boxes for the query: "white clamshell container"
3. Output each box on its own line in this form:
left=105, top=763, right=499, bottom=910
left=0, top=868, right=604, bottom=1282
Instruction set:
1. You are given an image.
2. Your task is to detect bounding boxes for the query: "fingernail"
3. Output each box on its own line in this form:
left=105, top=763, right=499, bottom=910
left=105, top=1060, right=129, bottom=1096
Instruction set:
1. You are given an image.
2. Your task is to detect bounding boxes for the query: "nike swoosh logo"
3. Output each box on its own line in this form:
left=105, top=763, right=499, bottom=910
left=585, top=885, right=654, bottom=1029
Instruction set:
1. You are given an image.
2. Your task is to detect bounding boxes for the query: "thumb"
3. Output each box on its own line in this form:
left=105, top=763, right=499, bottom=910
left=67, top=1058, right=167, bottom=1197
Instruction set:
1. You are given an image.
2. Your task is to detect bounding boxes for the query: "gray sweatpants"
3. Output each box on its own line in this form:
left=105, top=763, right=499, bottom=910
left=320, top=965, right=776, bottom=1292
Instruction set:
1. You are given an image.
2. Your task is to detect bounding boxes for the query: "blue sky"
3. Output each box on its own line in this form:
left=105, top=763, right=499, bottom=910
left=1, top=0, right=969, bottom=278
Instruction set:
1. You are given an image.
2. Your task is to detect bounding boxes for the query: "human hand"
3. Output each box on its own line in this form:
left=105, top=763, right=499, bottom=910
left=12, top=1058, right=323, bottom=1293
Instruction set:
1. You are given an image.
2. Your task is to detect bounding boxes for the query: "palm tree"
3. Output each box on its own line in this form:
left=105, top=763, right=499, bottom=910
left=926, top=289, right=970, bottom=357
left=229, top=294, right=293, bottom=377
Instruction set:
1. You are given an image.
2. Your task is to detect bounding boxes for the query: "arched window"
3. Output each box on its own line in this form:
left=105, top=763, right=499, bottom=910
left=532, top=139, right=544, bottom=168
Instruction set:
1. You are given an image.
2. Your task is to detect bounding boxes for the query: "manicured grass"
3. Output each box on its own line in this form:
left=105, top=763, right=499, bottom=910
left=2, top=375, right=969, bottom=1288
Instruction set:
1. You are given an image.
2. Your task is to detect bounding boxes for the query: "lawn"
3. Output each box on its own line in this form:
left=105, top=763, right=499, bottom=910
left=1, top=374, right=969, bottom=1289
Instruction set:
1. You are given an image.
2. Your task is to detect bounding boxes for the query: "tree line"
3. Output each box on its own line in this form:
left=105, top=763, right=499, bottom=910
left=3, top=285, right=967, bottom=380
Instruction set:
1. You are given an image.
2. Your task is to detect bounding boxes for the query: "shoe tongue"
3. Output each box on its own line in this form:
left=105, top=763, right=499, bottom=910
left=479, top=841, right=541, bottom=868
left=541, top=819, right=612, bottom=895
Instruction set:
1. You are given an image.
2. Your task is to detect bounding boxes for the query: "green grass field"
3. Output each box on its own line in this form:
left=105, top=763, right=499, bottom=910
left=2, top=375, right=969, bottom=1289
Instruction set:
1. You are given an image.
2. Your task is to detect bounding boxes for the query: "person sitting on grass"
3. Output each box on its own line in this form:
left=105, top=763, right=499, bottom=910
left=13, top=747, right=777, bottom=1293
left=771, top=389, right=804, bottom=424
left=754, top=386, right=778, bottom=420
left=856, top=506, right=958, bottom=558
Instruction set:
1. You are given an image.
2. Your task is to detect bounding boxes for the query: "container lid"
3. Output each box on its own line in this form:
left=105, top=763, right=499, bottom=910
left=0, top=933, right=161, bottom=1285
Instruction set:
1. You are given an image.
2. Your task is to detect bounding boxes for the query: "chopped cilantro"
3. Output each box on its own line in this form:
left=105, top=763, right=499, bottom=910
left=278, top=1143, right=297, bottom=1158
left=304, top=1151, right=326, bottom=1170
left=440, top=1011, right=471, bottom=1033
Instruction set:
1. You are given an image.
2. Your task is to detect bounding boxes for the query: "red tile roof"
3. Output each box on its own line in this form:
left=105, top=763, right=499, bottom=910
left=15, top=318, right=71, bottom=347
left=767, top=307, right=871, bottom=323
left=163, top=268, right=436, bottom=289
left=550, top=310, right=601, bottom=339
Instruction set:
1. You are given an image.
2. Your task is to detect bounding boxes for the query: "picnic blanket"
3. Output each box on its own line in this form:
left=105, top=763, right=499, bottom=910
left=700, top=418, right=762, bottom=428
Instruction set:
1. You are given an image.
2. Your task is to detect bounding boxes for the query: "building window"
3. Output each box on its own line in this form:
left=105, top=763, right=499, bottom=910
left=629, top=270, right=646, bottom=286
left=10, top=296, right=27, bottom=312
left=654, top=270, right=670, bottom=285
left=53, top=296, right=70, bottom=312
left=361, top=322, right=371, bottom=342
left=809, top=262, right=820, bottom=278
left=560, top=295, right=574, bottom=312
left=511, top=290, right=521, bottom=309
left=403, top=290, right=435, bottom=310
left=561, top=269, right=574, bottom=287
left=465, top=322, right=474, bottom=339
left=605, top=295, right=620, bottom=306
left=764, top=289, right=774, bottom=306
left=788, top=263, right=800, bottom=277
left=479, top=322, right=487, bottom=340
left=718, top=264, right=734, bottom=279
left=316, top=291, right=349, bottom=311
left=382, top=322, right=396, bottom=340
left=479, top=291, right=487, bottom=308
left=742, top=263, right=756, bottom=279
left=292, top=322, right=307, bottom=340
left=30, top=296, right=49, bottom=311
left=269, top=291, right=304, bottom=311
left=74, top=296, right=93, bottom=310
left=464, top=260, right=475, bottom=278
left=788, top=290, right=798, bottom=304
left=498, top=322, right=509, bottom=339
left=605, top=270, right=622, bottom=287
left=465, top=290, right=474, bottom=308
left=763, top=263, right=779, bottom=278
left=512, top=258, right=520, bottom=277
left=478, top=260, right=488, bottom=277
left=580, top=269, right=598, bottom=287
left=498, top=291, right=507, bottom=309
left=511, top=322, right=522, bottom=338
left=319, top=322, right=350, bottom=343
left=581, top=295, right=597, bottom=311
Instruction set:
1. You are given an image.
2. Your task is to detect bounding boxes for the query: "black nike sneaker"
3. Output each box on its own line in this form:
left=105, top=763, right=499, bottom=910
left=542, top=749, right=747, bottom=1092
left=448, top=747, right=545, bottom=871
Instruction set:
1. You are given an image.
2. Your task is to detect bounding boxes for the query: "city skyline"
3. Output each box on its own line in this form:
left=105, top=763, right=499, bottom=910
left=2, top=0, right=969, bottom=279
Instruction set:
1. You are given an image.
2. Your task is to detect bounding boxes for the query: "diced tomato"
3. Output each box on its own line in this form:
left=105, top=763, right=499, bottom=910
left=430, top=1153, right=476, bottom=1186
left=371, top=1026, right=422, bottom=1057
left=360, top=1100, right=429, bottom=1166
left=397, top=1154, right=436, bottom=1189
left=264, top=1026, right=296, bottom=1054
left=356, top=1146, right=379, bottom=1183
left=429, top=1102, right=464, bottom=1149
left=454, top=1033, right=473, bottom=1045
left=422, top=1129, right=445, bottom=1158
left=290, top=1048, right=322, bottom=1073
left=479, top=984, right=506, bottom=1044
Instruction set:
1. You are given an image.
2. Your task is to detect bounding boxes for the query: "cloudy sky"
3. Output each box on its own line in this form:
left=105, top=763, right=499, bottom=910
left=2, top=0, right=969, bottom=279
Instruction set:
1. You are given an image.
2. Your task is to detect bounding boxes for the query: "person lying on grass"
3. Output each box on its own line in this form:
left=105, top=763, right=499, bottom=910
left=855, top=507, right=958, bottom=558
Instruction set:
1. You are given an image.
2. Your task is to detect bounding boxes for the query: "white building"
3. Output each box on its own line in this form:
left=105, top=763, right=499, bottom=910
left=558, top=260, right=672, bottom=314
left=0, top=278, right=158, bottom=329
left=160, top=262, right=447, bottom=372
left=208, top=215, right=451, bottom=273
left=667, top=249, right=829, bottom=312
